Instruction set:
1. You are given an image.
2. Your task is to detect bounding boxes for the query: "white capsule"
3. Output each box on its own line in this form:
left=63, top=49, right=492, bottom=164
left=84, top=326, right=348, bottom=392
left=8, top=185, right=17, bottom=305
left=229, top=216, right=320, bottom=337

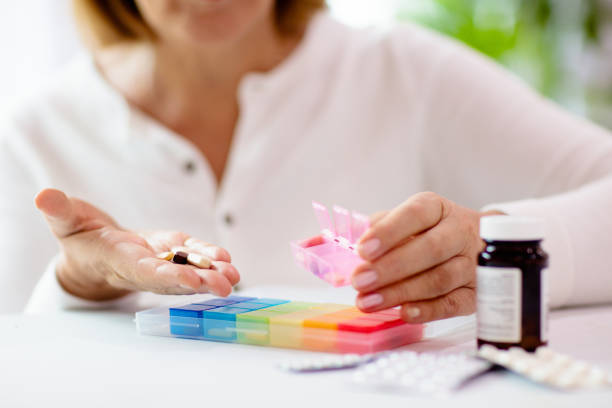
left=187, top=253, right=212, bottom=269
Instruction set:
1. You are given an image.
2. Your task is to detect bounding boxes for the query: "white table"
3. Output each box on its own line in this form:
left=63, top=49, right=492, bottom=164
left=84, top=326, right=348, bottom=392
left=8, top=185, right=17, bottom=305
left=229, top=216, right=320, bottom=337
left=1, top=286, right=611, bottom=407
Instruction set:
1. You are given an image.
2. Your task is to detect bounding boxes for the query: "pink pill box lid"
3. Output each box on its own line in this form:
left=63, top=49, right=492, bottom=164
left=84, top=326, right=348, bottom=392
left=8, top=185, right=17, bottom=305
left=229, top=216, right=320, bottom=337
left=291, top=201, right=369, bottom=287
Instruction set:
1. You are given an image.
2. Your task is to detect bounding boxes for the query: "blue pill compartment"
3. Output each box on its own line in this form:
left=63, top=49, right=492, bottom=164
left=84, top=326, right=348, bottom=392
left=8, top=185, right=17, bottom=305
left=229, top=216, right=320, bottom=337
left=225, top=296, right=258, bottom=302
left=169, top=304, right=219, bottom=338
left=202, top=306, right=252, bottom=341
left=230, top=302, right=275, bottom=311
left=250, top=298, right=290, bottom=306
left=135, top=297, right=288, bottom=343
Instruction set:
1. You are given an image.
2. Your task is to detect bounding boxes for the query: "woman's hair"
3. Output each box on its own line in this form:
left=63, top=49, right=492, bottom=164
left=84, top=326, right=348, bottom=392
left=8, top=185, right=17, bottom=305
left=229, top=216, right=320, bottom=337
left=73, top=0, right=326, bottom=49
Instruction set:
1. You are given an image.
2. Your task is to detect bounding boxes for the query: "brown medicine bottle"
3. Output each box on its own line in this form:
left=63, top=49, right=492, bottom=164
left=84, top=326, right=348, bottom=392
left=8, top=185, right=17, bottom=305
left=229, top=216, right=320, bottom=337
left=477, top=216, right=549, bottom=352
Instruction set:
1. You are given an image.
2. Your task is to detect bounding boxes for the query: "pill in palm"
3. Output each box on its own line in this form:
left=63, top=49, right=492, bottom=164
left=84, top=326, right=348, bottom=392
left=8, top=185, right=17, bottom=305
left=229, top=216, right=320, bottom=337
left=187, top=253, right=212, bottom=269
left=172, top=251, right=189, bottom=264
left=156, top=251, right=173, bottom=261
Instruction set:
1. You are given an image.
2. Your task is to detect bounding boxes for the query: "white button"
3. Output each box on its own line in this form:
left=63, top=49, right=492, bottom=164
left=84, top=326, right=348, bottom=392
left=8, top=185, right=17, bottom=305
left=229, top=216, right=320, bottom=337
left=183, top=161, right=196, bottom=174
left=223, top=213, right=234, bottom=227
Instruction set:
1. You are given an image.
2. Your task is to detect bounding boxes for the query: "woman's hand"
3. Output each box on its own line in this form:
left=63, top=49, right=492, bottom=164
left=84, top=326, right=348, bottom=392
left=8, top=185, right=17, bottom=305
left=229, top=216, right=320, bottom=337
left=352, top=192, right=501, bottom=323
left=35, top=188, right=239, bottom=301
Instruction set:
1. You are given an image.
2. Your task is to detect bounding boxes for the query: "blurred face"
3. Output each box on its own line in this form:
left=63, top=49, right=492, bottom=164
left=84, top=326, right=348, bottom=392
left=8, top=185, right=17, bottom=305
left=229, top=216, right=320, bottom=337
left=135, top=0, right=276, bottom=46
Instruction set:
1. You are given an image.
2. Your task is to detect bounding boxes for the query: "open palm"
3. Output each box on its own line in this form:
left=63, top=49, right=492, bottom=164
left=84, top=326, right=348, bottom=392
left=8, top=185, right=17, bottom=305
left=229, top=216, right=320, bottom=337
left=35, top=189, right=239, bottom=300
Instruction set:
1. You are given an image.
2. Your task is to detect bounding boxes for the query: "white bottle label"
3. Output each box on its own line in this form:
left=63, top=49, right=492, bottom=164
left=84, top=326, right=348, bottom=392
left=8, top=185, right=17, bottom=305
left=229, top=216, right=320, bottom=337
left=541, top=268, right=548, bottom=342
left=477, top=266, right=522, bottom=343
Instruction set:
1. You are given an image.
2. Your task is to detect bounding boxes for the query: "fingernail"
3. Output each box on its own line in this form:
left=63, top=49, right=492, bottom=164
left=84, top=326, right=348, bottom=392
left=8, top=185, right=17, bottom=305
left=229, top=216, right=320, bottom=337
left=352, top=270, right=378, bottom=289
left=358, top=293, right=383, bottom=309
left=405, top=307, right=421, bottom=319
left=179, top=284, right=195, bottom=291
left=359, top=238, right=381, bottom=259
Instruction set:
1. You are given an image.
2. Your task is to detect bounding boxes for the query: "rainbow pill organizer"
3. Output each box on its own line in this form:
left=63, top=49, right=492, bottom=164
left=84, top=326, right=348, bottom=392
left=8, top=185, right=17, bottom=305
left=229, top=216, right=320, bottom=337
left=135, top=296, right=424, bottom=354
left=291, top=202, right=369, bottom=287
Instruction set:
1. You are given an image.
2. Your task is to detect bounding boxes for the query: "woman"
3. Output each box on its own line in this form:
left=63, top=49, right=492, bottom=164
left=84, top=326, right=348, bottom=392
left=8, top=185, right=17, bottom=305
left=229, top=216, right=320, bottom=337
left=2, top=0, right=611, bottom=320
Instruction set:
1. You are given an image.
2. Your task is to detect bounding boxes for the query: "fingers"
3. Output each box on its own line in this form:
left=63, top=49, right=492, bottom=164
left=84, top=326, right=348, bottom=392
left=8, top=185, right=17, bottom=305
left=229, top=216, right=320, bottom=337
left=100, top=231, right=235, bottom=296
left=149, top=260, right=238, bottom=294
left=163, top=248, right=240, bottom=287
left=35, top=188, right=117, bottom=238
left=399, top=287, right=476, bottom=323
left=169, top=245, right=227, bottom=264
left=352, top=216, right=466, bottom=292
left=355, top=256, right=473, bottom=312
left=191, top=267, right=233, bottom=296
left=211, top=261, right=240, bottom=286
left=143, top=231, right=232, bottom=263
left=184, top=238, right=232, bottom=262
left=144, top=230, right=191, bottom=252
left=369, top=211, right=388, bottom=226
left=37, top=191, right=239, bottom=297
left=35, top=188, right=70, bottom=217
left=35, top=189, right=80, bottom=238
left=138, top=258, right=203, bottom=291
left=108, top=251, right=233, bottom=297
left=357, top=192, right=447, bottom=261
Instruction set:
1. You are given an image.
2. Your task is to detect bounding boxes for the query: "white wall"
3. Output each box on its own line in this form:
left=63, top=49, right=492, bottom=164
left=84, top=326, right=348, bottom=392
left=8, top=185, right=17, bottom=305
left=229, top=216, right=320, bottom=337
left=0, top=1, right=82, bottom=113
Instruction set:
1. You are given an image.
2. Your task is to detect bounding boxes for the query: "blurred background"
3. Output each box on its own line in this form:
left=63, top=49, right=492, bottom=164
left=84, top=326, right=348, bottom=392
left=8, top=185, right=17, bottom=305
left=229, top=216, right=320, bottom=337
left=2, top=0, right=612, bottom=128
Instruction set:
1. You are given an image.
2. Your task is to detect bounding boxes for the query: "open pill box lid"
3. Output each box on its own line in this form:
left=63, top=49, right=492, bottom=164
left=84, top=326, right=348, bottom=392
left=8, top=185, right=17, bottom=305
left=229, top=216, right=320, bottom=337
left=290, top=202, right=370, bottom=287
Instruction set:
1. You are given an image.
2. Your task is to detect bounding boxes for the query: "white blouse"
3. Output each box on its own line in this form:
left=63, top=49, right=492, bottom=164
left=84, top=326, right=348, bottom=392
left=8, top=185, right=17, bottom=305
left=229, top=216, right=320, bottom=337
left=2, top=13, right=612, bottom=314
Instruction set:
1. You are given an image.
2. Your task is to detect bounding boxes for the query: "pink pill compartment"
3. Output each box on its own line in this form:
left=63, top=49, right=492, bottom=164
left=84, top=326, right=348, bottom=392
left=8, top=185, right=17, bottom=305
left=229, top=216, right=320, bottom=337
left=291, top=202, right=370, bottom=287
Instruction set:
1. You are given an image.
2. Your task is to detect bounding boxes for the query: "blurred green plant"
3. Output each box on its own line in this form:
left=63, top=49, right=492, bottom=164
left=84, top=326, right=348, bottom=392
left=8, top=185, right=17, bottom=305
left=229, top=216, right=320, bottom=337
left=397, top=0, right=599, bottom=114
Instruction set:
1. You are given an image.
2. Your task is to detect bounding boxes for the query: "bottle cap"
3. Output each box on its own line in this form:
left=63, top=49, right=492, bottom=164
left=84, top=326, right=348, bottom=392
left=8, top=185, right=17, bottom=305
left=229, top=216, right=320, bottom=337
left=480, top=216, right=545, bottom=241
